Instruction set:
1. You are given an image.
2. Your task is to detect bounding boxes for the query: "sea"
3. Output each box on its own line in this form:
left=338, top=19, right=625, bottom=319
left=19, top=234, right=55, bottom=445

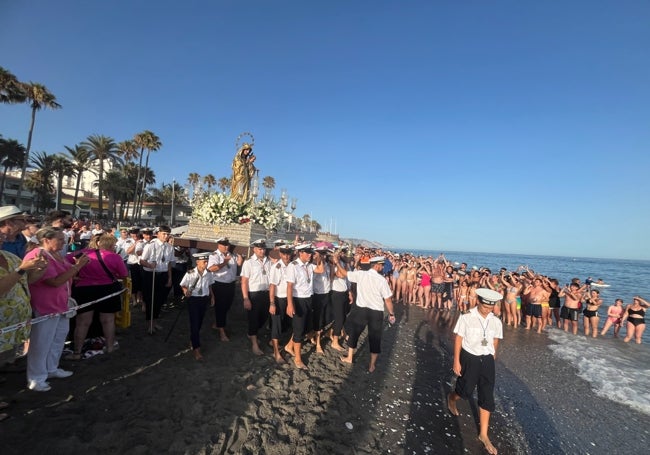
left=396, top=249, right=650, bottom=415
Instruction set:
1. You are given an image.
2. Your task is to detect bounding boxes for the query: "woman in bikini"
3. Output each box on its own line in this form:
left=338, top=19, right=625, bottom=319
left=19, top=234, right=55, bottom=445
left=395, top=260, right=408, bottom=303
left=621, top=296, right=649, bottom=344
left=457, top=277, right=470, bottom=313
left=500, top=273, right=521, bottom=327
left=582, top=289, right=602, bottom=338
left=600, top=298, right=624, bottom=338
left=405, top=262, right=417, bottom=304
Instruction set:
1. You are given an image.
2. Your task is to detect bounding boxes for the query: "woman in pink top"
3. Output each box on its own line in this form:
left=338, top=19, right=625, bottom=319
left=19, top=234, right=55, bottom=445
left=67, top=233, right=128, bottom=358
left=25, top=227, right=89, bottom=392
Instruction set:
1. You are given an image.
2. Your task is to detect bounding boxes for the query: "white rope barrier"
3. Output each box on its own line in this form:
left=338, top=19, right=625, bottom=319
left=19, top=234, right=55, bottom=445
left=0, top=288, right=126, bottom=336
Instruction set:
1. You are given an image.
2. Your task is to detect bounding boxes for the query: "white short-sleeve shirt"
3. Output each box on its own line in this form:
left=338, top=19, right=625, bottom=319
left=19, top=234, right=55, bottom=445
left=453, top=306, right=503, bottom=356
left=346, top=268, right=392, bottom=311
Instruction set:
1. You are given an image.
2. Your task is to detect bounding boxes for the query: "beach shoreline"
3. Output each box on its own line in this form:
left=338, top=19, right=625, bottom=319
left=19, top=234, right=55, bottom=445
left=1, top=301, right=648, bottom=454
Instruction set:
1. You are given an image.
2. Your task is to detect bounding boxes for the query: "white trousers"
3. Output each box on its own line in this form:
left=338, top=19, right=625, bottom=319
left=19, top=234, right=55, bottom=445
left=27, top=314, right=69, bottom=383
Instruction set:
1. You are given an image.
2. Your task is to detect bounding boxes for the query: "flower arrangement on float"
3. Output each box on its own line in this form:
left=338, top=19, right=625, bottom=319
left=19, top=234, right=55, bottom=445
left=191, top=191, right=282, bottom=230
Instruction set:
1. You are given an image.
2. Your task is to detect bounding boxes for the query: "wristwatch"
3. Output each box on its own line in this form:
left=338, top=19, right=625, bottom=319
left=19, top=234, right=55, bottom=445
left=14, top=267, right=26, bottom=276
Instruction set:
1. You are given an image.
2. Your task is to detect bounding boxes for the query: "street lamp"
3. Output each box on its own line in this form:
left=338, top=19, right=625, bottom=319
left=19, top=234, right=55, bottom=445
left=289, top=198, right=297, bottom=231
left=171, top=178, right=176, bottom=226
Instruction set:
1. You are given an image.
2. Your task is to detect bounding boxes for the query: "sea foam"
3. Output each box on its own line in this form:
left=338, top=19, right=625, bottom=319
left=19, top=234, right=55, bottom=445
left=547, top=329, right=650, bottom=415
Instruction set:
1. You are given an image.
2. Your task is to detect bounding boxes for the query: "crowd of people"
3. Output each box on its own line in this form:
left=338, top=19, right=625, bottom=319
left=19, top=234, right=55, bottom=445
left=383, top=252, right=648, bottom=344
left=1, top=205, right=648, bottom=428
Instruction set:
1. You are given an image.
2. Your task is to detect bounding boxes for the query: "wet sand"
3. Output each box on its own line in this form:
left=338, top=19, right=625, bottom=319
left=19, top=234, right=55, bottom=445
left=1, top=301, right=648, bottom=454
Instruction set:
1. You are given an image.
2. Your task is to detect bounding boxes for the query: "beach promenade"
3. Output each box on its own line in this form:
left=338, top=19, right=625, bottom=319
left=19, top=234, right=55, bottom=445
left=1, top=301, right=648, bottom=454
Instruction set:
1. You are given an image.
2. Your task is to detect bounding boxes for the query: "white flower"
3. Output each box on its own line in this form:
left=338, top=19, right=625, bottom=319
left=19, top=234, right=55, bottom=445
left=191, top=192, right=282, bottom=230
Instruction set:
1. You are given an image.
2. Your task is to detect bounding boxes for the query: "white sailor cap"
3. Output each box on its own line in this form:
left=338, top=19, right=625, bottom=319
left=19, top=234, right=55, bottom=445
left=369, top=256, right=386, bottom=264
left=295, top=243, right=314, bottom=253
left=216, top=237, right=230, bottom=245
left=273, top=239, right=286, bottom=246
left=278, top=244, right=294, bottom=253
left=193, top=252, right=210, bottom=261
left=475, top=288, right=503, bottom=305
left=251, top=238, right=267, bottom=248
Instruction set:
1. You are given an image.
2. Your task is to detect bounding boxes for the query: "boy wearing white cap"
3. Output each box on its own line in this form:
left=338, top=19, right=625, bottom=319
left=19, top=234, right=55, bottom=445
left=240, top=239, right=271, bottom=355
left=180, top=253, right=214, bottom=360
left=448, top=288, right=503, bottom=455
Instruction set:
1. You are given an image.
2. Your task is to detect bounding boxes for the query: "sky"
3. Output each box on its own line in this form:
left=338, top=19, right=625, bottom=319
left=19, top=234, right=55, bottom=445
left=1, top=1, right=649, bottom=260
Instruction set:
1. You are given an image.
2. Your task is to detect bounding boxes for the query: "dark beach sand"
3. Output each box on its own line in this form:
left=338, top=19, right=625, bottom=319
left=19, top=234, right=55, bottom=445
left=1, top=299, right=648, bottom=454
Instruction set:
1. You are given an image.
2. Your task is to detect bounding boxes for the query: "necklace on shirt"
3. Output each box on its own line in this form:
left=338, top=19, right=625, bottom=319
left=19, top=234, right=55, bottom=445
left=477, top=313, right=490, bottom=346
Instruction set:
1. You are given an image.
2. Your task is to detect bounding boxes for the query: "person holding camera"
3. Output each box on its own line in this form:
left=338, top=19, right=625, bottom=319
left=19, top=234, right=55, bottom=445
left=582, top=289, right=602, bottom=337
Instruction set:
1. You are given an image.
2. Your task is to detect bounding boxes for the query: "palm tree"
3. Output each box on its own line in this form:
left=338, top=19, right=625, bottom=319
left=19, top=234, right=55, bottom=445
left=0, top=137, right=26, bottom=203
left=217, top=176, right=230, bottom=193
left=16, top=82, right=61, bottom=204
left=26, top=151, right=55, bottom=212
left=132, top=130, right=161, bottom=221
left=117, top=139, right=138, bottom=163
left=146, top=182, right=186, bottom=223
left=0, top=66, right=25, bottom=104
left=82, top=134, right=122, bottom=218
left=51, top=154, right=75, bottom=210
left=64, top=144, right=95, bottom=212
left=102, top=168, right=132, bottom=220
left=203, top=174, right=216, bottom=191
left=187, top=172, right=200, bottom=198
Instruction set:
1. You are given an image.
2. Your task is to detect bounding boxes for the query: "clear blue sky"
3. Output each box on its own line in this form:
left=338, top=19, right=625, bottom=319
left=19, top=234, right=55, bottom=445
left=1, top=1, right=649, bottom=260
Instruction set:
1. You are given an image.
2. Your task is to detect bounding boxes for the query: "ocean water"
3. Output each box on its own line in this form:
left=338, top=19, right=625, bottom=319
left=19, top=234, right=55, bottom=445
left=397, top=249, right=650, bottom=415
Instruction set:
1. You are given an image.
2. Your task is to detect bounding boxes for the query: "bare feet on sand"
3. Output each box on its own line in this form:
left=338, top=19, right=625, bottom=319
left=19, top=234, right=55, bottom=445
left=192, top=349, right=203, bottom=361
left=478, top=434, right=498, bottom=454
left=293, top=360, right=308, bottom=370
left=330, top=343, right=345, bottom=352
left=284, top=345, right=295, bottom=357
left=339, top=356, right=352, bottom=365
left=274, top=355, right=286, bottom=364
left=447, top=393, right=459, bottom=416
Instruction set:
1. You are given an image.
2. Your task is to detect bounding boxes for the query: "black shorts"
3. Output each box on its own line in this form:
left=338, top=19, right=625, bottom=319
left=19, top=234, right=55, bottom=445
left=526, top=304, right=542, bottom=318
left=455, top=349, right=496, bottom=412
left=560, top=306, right=579, bottom=321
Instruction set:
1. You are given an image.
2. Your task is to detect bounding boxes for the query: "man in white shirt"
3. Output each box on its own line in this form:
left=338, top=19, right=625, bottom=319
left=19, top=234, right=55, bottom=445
left=139, top=226, right=174, bottom=333
left=207, top=237, right=241, bottom=341
left=240, top=239, right=271, bottom=355
left=284, top=243, right=315, bottom=370
left=126, top=227, right=145, bottom=307
left=337, top=256, right=395, bottom=373
left=115, top=227, right=130, bottom=262
left=269, top=244, right=294, bottom=363
left=447, top=288, right=503, bottom=455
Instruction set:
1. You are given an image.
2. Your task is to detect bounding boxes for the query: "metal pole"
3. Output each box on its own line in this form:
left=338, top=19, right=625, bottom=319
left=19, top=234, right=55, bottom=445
left=150, top=268, right=156, bottom=334
left=171, top=179, right=175, bottom=226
